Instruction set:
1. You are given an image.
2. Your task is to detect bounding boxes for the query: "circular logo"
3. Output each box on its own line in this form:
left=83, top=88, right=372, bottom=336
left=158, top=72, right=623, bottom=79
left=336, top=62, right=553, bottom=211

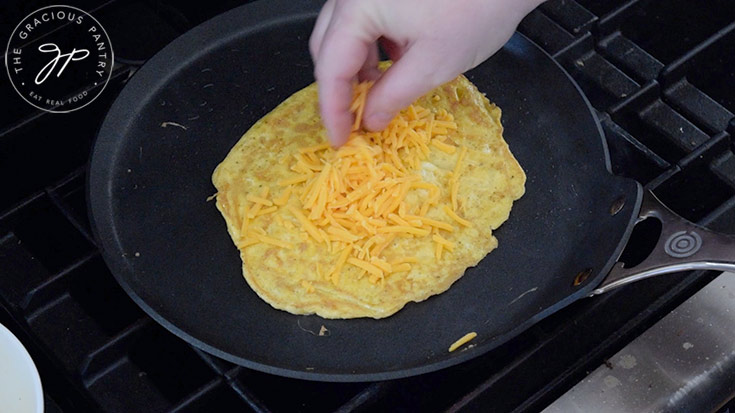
left=5, top=5, right=114, bottom=113
left=664, top=230, right=702, bottom=258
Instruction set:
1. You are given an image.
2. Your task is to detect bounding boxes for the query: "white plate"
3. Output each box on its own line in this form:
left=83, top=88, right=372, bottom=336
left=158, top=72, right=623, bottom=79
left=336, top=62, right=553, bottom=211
left=0, top=323, right=43, bottom=413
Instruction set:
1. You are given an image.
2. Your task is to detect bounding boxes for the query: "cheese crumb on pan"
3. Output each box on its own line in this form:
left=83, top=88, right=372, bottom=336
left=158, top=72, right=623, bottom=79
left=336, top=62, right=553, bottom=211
left=449, top=332, right=477, bottom=352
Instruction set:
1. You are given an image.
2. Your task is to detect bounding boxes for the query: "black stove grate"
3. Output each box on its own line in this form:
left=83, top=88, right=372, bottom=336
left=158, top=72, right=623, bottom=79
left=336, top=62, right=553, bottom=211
left=1, top=0, right=734, bottom=412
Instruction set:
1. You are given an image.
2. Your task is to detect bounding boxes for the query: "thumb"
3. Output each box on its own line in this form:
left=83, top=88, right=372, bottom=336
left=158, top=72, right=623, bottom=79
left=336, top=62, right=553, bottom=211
left=363, top=44, right=453, bottom=131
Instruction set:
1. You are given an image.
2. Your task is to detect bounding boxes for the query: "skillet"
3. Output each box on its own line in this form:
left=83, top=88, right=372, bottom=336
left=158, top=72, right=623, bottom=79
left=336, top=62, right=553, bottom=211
left=88, top=0, right=735, bottom=381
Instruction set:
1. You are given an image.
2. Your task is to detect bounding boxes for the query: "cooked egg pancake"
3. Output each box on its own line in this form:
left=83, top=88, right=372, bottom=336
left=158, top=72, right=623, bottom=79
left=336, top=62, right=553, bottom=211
left=212, top=74, right=525, bottom=319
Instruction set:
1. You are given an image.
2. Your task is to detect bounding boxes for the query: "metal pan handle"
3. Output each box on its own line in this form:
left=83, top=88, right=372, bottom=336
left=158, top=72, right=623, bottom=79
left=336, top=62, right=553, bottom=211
left=592, top=190, right=735, bottom=295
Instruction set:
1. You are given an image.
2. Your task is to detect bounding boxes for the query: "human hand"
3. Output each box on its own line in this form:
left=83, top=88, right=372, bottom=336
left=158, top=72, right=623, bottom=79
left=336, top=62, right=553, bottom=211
left=310, top=0, right=544, bottom=146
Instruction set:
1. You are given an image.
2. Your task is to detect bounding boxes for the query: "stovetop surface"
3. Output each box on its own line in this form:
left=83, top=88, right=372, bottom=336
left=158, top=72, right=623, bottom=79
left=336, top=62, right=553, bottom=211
left=1, top=0, right=734, bottom=412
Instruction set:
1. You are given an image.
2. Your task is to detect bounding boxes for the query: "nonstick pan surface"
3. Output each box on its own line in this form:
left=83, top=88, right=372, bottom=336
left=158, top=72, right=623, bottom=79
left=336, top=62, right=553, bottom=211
left=89, top=0, right=641, bottom=381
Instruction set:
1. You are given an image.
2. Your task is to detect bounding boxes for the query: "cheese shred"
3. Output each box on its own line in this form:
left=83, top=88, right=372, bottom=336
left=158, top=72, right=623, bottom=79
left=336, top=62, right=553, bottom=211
left=449, top=332, right=477, bottom=352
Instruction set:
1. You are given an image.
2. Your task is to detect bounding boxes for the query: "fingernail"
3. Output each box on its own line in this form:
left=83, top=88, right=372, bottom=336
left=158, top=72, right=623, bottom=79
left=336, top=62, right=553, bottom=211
left=329, top=134, right=346, bottom=148
left=327, top=122, right=350, bottom=148
left=365, top=112, right=392, bottom=130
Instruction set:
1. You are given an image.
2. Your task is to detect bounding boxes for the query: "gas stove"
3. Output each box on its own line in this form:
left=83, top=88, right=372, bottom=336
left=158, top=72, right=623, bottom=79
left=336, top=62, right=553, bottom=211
left=1, top=0, right=734, bottom=411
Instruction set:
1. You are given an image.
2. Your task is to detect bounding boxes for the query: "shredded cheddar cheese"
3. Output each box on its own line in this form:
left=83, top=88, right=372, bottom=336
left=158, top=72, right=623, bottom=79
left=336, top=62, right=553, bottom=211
left=449, top=332, right=477, bottom=352
left=236, top=82, right=474, bottom=287
left=443, top=205, right=472, bottom=227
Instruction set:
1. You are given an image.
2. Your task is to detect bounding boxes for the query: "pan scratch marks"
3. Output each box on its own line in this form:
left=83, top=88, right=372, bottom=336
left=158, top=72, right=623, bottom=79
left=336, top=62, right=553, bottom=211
left=509, top=287, right=538, bottom=305
left=296, top=318, right=316, bottom=335
left=296, top=319, right=331, bottom=337
left=160, top=121, right=188, bottom=130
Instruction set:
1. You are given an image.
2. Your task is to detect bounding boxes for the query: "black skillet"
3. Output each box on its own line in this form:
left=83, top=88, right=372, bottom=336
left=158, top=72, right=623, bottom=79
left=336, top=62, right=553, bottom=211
left=88, top=0, right=735, bottom=381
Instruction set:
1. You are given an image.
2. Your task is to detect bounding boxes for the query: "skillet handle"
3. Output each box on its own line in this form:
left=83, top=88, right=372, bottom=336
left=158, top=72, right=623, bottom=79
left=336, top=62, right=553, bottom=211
left=591, top=190, right=735, bottom=295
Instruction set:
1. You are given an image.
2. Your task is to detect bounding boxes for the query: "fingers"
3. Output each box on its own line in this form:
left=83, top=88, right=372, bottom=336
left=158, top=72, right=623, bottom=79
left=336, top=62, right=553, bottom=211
left=363, top=43, right=454, bottom=131
left=357, top=43, right=381, bottom=82
left=315, top=26, right=372, bottom=146
left=309, top=0, right=336, bottom=62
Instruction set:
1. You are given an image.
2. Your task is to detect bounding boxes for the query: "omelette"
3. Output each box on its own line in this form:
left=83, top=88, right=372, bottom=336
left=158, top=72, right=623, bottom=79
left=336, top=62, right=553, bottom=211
left=212, top=73, right=525, bottom=319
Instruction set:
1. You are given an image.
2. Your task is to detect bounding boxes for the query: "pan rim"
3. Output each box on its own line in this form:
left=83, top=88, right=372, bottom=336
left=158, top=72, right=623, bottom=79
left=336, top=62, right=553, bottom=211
left=88, top=0, right=643, bottom=381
